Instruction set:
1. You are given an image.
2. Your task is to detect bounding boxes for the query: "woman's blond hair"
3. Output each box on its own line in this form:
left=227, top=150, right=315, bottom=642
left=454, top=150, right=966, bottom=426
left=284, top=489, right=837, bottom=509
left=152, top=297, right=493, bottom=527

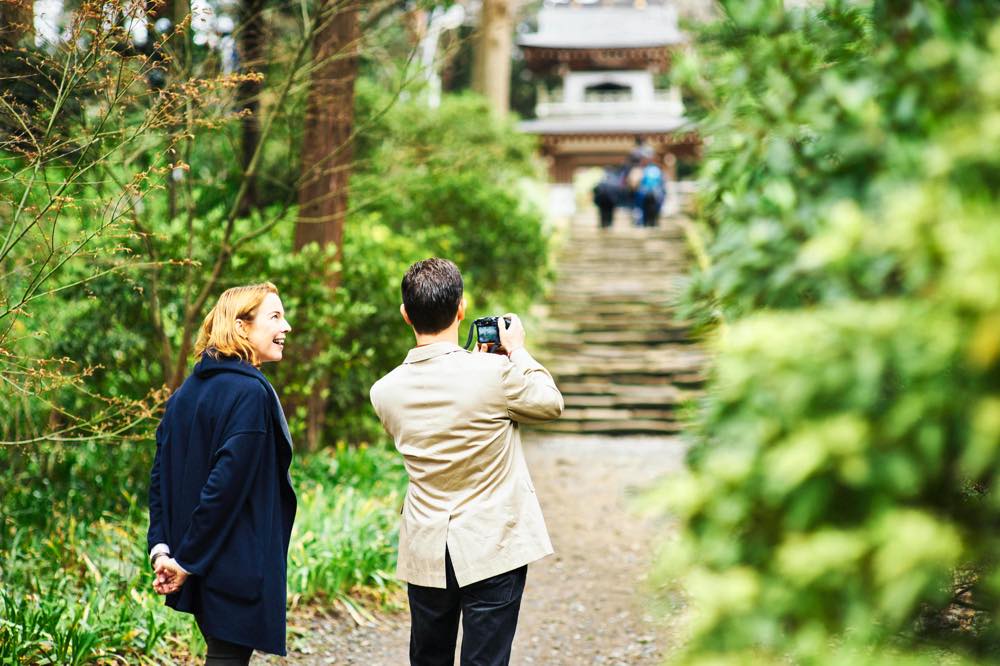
left=194, top=282, right=279, bottom=366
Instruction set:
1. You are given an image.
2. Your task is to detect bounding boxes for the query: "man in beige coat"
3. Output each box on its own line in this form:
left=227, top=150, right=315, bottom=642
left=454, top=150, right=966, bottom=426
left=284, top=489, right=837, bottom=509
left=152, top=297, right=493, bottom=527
left=370, top=258, right=563, bottom=666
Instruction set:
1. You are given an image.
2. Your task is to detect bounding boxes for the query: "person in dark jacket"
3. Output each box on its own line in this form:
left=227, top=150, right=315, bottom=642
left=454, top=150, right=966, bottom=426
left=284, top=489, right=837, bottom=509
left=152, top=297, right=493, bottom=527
left=147, top=282, right=297, bottom=665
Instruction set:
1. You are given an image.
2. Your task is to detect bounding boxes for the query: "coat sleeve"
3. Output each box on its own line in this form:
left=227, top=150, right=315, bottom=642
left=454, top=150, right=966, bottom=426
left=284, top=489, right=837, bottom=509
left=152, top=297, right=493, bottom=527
left=146, top=419, right=168, bottom=554
left=369, top=380, right=391, bottom=435
left=172, top=385, right=269, bottom=576
left=501, top=348, right=564, bottom=424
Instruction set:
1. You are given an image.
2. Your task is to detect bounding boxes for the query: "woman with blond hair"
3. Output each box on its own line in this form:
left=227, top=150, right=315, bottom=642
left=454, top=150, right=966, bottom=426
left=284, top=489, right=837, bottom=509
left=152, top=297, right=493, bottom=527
left=147, top=282, right=297, bottom=665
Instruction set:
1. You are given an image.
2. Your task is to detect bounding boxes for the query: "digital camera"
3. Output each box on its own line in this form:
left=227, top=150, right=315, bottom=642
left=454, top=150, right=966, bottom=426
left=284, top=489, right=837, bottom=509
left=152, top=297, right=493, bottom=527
left=464, top=316, right=512, bottom=352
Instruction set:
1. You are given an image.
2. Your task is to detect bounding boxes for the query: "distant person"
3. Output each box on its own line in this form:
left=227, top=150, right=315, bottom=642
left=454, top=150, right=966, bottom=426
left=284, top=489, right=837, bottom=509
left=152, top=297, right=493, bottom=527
left=593, top=165, right=626, bottom=228
left=147, top=282, right=296, bottom=666
left=370, top=258, right=563, bottom=666
left=627, top=135, right=651, bottom=170
left=634, top=150, right=666, bottom=227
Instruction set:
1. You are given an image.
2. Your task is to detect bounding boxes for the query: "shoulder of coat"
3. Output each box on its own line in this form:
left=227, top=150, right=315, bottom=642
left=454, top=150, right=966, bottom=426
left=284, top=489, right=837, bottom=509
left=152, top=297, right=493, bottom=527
left=371, top=365, right=405, bottom=397
left=210, top=372, right=271, bottom=401
left=464, top=349, right=510, bottom=375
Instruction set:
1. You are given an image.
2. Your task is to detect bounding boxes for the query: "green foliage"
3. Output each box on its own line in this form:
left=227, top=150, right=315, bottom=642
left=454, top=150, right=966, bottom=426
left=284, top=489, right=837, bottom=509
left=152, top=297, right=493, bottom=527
left=660, top=1, right=1000, bottom=663
left=18, top=81, right=550, bottom=444
left=0, top=454, right=201, bottom=664
left=352, top=82, right=548, bottom=304
left=0, top=441, right=407, bottom=663
left=288, top=443, right=406, bottom=602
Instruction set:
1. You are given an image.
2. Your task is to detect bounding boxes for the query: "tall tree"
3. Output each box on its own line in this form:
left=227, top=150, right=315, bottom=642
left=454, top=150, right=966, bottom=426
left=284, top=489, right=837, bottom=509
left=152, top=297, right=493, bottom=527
left=472, top=0, right=514, bottom=116
left=294, top=0, right=360, bottom=450
left=236, top=0, right=266, bottom=215
left=146, top=0, right=191, bottom=222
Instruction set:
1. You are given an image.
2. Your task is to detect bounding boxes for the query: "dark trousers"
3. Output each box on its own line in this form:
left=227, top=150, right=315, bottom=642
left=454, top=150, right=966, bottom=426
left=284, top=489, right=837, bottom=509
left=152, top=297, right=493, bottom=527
left=638, top=189, right=664, bottom=227
left=408, top=550, right=527, bottom=666
left=202, top=633, right=253, bottom=666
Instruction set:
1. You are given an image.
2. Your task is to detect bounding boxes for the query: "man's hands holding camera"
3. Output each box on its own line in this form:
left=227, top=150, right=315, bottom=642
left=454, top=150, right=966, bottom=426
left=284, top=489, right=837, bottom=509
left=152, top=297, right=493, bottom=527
left=499, top=314, right=525, bottom=355
left=477, top=313, right=525, bottom=356
left=152, top=555, right=189, bottom=595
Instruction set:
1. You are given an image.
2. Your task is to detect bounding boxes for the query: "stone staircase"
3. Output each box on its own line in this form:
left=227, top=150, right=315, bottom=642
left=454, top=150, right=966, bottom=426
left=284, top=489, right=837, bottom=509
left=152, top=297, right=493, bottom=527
left=535, top=213, right=705, bottom=435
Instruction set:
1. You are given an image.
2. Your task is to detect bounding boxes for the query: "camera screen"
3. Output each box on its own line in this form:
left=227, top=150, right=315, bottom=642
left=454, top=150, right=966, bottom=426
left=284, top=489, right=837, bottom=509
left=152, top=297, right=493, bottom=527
left=478, top=325, right=499, bottom=342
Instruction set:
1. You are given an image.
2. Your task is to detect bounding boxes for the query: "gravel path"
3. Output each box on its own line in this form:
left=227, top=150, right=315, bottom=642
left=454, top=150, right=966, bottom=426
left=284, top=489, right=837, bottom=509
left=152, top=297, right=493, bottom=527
left=258, top=433, right=687, bottom=665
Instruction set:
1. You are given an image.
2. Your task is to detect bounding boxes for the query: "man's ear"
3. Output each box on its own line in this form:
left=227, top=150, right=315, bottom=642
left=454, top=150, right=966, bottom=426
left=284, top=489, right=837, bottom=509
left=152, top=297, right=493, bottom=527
left=457, top=297, right=467, bottom=322
left=400, top=303, right=412, bottom=326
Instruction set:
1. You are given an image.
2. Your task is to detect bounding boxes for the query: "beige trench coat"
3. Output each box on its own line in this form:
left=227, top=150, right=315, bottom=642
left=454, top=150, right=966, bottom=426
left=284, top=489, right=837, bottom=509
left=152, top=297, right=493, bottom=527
left=369, top=342, right=564, bottom=588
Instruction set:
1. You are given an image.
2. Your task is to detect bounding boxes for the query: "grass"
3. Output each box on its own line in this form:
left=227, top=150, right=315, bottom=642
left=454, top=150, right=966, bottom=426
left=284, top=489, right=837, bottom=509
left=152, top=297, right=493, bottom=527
left=288, top=442, right=406, bottom=606
left=0, top=439, right=407, bottom=664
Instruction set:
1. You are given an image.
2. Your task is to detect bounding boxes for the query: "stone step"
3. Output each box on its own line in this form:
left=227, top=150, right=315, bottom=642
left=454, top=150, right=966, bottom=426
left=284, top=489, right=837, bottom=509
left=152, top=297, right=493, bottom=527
left=554, top=264, right=681, bottom=274
left=544, top=311, right=680, bottom=324
left=559, top=248, right=684, bottom=255
left=552, top=279, right=678, bottom=287
left=532, top=419, right=684, bottom=435
left=555, top=382, right=696, bottom=402
left=548, top=295, right=679, bottom=304
left=553, top=371, right=706, bottom=388
left=556, top=263, right=685, bottom=272
left=547, top=293, right=678, bottom=303
left=551, top=276, right=681, bottom=286
left=559, top=256, right=683, bottom=263
left=560, top=249, right=683, bottom=255
left=545, top=301, right=679, bottom=313
left=547, top=348, right=707, bottom=369
left=558, top=249, right=684, bottom=258
left=543, top=330, right=694, bottom=346
left=560, top=406, right=677, bottom=421
left=542, top=319, right=679, bottom=331
left=557, top=249, right=684, bottom=258
left=546, top=304, right=678, bottom=315
left=560, top=393, right=693, bottom=411
left=567, top=229, right=684, bottom=239
left=550, top=284, right=681, bottom=294
left=546, top=291, right=678, bottom=302
left=542, top=314, right=685, bottom=329
left=548, top=347, right=705, bottom=365
left=545, top=349, right=701, bottom=366
left=562, top=396, right=674, bottom=410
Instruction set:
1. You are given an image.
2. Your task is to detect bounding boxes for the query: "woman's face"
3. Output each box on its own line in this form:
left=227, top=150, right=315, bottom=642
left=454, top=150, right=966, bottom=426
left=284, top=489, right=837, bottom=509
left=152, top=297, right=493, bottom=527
left=243, top=293, right=291, bottom=363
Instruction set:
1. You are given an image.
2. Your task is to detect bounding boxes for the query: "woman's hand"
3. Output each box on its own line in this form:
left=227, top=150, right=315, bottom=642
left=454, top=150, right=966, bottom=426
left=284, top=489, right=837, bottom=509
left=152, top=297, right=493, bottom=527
left=152, top=557, right=189, bottom=595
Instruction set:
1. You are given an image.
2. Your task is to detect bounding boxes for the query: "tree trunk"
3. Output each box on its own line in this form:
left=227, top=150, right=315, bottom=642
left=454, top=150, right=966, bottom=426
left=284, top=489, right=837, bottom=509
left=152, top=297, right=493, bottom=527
left=472, top=0, right=514, bottom=117
left=146, top=0, right=191, bottom=222
left=236, top=0, right=266, bottom=216
left=0, top=0, right=34, bottom=47
left=294, top=0, right=359, bottom=451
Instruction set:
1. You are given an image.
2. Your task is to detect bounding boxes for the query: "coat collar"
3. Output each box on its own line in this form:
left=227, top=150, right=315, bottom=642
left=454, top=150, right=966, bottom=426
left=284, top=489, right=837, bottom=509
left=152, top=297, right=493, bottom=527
left=403, top=341, right=467, bottom=364
left=193, top=352, right=266, bottom=380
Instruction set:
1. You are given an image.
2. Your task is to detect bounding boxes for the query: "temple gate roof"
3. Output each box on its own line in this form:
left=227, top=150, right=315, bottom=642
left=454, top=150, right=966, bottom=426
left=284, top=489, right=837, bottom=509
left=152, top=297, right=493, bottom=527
left=518, top=1, right=684, bottom=53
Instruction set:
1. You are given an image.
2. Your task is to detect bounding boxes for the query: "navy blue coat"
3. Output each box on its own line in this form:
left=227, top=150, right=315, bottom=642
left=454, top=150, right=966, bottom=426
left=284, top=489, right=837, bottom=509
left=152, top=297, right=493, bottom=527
left=147, top=354, right=297, bottom=655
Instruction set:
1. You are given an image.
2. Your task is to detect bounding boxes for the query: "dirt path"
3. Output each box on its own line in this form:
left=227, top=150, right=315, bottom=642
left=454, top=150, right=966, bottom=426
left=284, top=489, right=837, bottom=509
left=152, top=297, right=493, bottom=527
left=511, top=434, right=686, bottom=665
left=261, top=433, right=686, bottom=666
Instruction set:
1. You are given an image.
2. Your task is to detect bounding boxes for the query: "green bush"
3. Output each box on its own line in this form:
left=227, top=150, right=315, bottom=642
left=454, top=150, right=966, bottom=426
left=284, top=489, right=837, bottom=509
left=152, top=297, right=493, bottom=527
left=0, top=441, right=407, bottom=663
left=288, top=442, right=406, bottom=603
left=660, top=1, right=1000, bottom=663
left=352, top=83, right=549, bottom=305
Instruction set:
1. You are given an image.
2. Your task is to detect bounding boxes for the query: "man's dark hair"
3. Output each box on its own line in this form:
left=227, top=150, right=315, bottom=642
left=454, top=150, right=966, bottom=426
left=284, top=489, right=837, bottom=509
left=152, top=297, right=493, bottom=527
left=401, top=258, right=464, bottom=334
